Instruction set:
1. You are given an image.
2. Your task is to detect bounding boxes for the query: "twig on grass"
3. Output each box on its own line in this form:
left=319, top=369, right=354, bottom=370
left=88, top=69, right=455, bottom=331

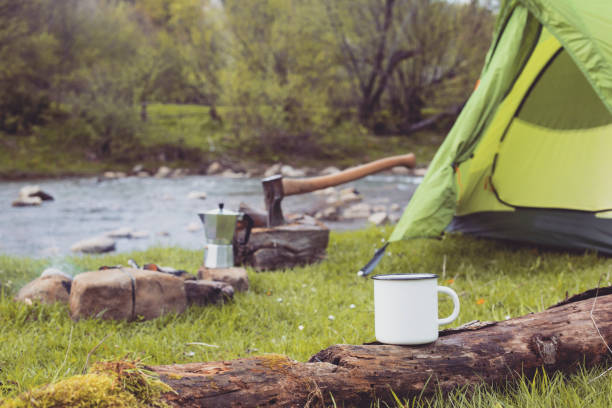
left=82, top=334, right=111, bottom=374
left=185, top=342, right=219, bottom=348
left=52, top=325, right=74, bottom=383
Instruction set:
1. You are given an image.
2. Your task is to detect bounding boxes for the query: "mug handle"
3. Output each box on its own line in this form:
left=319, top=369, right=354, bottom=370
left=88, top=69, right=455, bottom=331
left=437, top=286, right=460, bottom=326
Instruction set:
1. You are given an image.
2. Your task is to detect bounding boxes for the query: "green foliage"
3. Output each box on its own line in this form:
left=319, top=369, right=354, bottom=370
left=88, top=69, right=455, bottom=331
left=219, top=0, right=347, bottom=159
left=1, top=230, right=611, bottom=405
left=0, top=0, right=495, bottom=174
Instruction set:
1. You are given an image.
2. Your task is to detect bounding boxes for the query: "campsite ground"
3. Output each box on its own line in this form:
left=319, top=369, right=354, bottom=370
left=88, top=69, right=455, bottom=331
left=1, top=227, right=611, bottom=406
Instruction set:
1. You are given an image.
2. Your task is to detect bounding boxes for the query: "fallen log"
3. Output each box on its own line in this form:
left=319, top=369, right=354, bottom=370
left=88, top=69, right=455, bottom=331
left=153, top=286, right=612, bottom=407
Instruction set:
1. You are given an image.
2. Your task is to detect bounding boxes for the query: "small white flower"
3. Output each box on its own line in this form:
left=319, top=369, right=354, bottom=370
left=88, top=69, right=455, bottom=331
left=298, top=325, right=304, bottom=331
left=328, top=315, right=335, bottom=320
left=302, top=284, right=307, bottom=288
left=381, top=238, right=386, bottom=243
left=357, top=271, right=364, bottom=277
left=311, top=287, right=317, bottom=292
left=185, top=351, right=195, bottom=357
left=277, top=298, right=283, bottom=302
left=505, top=315, right=511, bottom=320
left=24, top=298, right=33, bottom=306
left=349, top=304, right=356, bottom=309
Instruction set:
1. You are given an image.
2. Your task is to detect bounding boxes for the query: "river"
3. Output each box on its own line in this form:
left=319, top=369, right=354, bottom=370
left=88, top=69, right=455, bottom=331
left=0, top=174, right=421, bottom=258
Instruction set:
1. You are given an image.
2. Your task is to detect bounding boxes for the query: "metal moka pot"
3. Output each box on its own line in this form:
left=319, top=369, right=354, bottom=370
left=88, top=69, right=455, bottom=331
left=198, top=203, right=253, bottom=268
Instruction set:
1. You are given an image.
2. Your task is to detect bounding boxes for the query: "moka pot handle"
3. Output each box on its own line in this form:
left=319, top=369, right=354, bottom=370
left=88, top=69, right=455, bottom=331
left=239, top=213, right=254, bottom=246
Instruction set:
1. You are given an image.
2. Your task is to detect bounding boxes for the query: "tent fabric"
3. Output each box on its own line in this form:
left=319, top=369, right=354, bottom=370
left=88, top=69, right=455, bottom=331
left=388, top=5, right=540, bottom=241
left=518, top=0, right=612, bottom=114
left=448, top=209, right=612, bottom=255
left=389, top=0, right=612, bottom=245
left=517, top=50, right=612, bottom=129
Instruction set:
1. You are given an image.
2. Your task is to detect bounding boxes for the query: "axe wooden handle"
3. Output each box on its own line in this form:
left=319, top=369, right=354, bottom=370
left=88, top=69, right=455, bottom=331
left=282, top=153, right=416, bottom=196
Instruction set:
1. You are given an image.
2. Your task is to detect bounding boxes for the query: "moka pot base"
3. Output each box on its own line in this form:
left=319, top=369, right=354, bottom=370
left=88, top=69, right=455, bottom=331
left=204, top=244, right=234, bottom=269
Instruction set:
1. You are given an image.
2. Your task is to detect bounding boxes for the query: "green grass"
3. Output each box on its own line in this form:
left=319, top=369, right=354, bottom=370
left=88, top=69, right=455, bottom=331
left=1, top=228, right=611, bottom=406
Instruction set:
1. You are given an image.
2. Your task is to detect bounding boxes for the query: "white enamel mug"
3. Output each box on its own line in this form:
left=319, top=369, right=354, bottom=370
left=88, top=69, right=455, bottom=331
left=372, top=273, right=460, bottom=345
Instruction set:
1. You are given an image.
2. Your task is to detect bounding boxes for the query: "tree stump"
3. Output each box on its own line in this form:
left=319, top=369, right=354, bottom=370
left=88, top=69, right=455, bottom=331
left=234, top=220, right=329, bottom=271
left=152, top=287, right=612, bottom=407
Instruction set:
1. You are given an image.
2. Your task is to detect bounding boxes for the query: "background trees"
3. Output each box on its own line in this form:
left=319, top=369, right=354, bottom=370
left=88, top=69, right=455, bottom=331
left=0, top=0, right=495, bottom=162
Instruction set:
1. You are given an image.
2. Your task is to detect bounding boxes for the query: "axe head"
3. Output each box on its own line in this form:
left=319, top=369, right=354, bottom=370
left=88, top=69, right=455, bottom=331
left=262, top=174, right=285, bottom=227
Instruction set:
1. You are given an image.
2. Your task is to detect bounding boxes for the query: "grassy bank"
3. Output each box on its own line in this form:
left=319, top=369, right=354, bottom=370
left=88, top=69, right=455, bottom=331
left=1, top=228, right=611, bottom=405
left=0, top=104, right=444, bottom=180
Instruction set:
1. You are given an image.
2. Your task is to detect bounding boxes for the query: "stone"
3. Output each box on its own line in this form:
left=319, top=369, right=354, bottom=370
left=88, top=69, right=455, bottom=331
left=106, top=227, right=133, bottom=238
left=69, top=268, right=187, bottom=321
left=19, top=185, right=54, bottom=201
left=137, top=171, right=150, bottom=178
left=315, top=206, right=339, bottom=221
left=339, top=191, right=362, bottom=205
left=15, top=275, right=71, bottom=305
left=207, top=161, right=223, bottom=175
left=155, top=166, right=172, bottom=178
left=187, top=222, right=202, bottom=232
left=313, top=186, right=337, bottom=196
left=339, top=187, right=359, bottom=195
left=264, top=163, right=282, bottom=178
left=132, top=164, right=144, bottom=173
left=390, top=203, right=401, bottom=212
left=171, top=168, right=187, bottom=178
left=372, top=204, right=387, bottom=213
left=185, top=280, right=235, bottom=306
left=389, top=213, right=401, bottom=223
left=40, top=267, right=73, bottom=280
left=197, top=267, right=249, bottom=292
left=325, top=196, right=340, bottom=205
left=187, top=191, right=207, bottom=200
left=391, top=166, right=411, bottom=175
left=221, top=169, right=245, bottom=178
left=343, top=203, right=372, bottom=219
left=130, top=230, right=150, bottom=239
left=12, top=196, right=42, bottom=207
left=413, top=168, right=428, bottom=177
left=70, top=236, right=116, bottom=254
left=368, top=212, right=389, bottom=226
left=320, top=166, right=340, bottom=176
left=280, top=165, right=306, bottom=178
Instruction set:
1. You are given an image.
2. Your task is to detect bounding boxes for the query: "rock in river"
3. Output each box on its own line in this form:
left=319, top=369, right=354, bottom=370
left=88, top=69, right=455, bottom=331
left=71, top=236, right=116, bottom=254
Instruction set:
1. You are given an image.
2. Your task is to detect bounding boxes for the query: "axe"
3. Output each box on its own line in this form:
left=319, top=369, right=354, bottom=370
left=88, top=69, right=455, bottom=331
left=262, top=153, right=416, bottom=227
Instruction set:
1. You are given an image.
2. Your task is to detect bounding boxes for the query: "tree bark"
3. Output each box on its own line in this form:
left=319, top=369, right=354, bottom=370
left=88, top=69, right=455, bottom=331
left=153, top=287, right=612, bottom=407
left=235, top=222, right=329, bottom=271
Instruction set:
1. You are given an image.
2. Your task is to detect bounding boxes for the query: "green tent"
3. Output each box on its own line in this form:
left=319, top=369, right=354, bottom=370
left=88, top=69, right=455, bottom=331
left=389, top=0, right=612, bottom=254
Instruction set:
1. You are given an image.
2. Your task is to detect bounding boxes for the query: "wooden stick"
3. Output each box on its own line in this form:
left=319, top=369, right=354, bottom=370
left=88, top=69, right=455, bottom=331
left=152, top=287, right=612, bottom=407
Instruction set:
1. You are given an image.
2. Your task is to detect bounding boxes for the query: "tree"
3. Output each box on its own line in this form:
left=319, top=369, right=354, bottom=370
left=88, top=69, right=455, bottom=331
left=324, top=0, right=494, bottom=134
left=324, top=0, right=421, bottom=127
left=385, top=0, right=494, bottom=134
left=0, top=0, right=56, bottom=133
left=220, top=0, right=343, bottom=158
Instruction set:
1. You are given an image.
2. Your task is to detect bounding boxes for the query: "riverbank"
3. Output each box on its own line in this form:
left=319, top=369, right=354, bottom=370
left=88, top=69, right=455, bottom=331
left=0, top=104, right=444, bottom=181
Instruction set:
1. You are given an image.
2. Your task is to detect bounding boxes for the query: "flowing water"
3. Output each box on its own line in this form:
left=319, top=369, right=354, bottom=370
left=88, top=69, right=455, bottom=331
left=0, top=174, right=421, bottom=258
